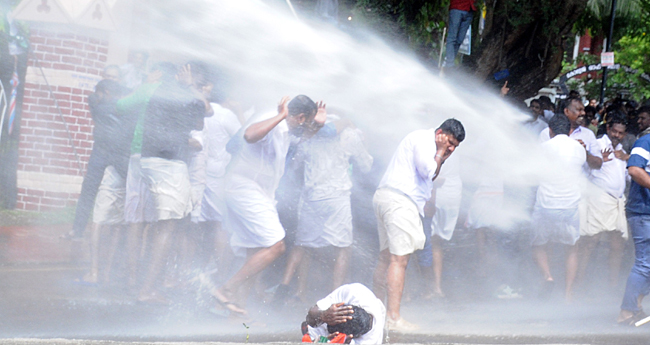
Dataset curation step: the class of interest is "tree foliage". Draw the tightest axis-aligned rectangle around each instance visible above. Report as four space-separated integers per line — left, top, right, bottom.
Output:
353 0 590 100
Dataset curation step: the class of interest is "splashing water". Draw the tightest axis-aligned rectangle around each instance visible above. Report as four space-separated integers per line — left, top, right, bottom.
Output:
127 0 571 229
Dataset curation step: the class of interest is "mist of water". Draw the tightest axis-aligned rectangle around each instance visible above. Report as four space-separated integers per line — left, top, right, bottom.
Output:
127 0 573 230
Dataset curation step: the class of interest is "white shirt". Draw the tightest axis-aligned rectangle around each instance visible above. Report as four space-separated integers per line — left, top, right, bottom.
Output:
308 283 386 344
536 134 587 209
539 125 601 174
204 103 242 179
589 134 627 198
228 111 290 199
188 130 207 186
543 109 554 123
524 117 548 136
297 122 373 201
378 129 438 215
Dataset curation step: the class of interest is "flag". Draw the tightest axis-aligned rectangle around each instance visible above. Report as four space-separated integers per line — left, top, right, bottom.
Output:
7 68 18 135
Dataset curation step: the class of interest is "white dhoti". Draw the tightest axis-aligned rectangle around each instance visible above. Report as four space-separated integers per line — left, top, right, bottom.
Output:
93 165 126 225
466 192 504 230
582 186 628 239
140 157 192 221
226 175 285 257
431 177 462 241
200 176 227 223
296 195 353 248
124 154 156 224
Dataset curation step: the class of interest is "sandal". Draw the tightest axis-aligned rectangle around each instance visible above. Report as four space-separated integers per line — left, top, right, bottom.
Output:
618 310 648 326
212 289 248 316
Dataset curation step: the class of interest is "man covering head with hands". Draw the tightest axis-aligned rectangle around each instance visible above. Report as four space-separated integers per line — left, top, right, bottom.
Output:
372 118 465 331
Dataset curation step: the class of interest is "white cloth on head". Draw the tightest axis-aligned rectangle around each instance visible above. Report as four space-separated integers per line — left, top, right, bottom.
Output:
589 134 627 199
93 165 126 225
140 157 192 221
582 183 628 239
535 134 587 210
124 154 156 223
308 283 386 345
430 153 462 240
226 111 290 256
296 195 353 248
378 129 438 215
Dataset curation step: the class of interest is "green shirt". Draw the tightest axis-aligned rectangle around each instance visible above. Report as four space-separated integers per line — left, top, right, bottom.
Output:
116 82 161 155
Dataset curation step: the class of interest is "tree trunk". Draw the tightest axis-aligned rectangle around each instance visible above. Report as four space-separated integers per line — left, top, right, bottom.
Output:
468 0 589 100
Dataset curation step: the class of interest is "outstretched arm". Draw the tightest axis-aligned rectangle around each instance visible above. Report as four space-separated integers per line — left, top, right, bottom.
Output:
244 96 289 143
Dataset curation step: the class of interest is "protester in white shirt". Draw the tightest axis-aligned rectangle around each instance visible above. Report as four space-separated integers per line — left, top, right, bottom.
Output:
197 102 243 279
531 113 587 302
304 283 385 344
210 95 325 316
578 113 629 290
539 97 602 168
524 99 548 135
276 116 373 304
372 119 464 331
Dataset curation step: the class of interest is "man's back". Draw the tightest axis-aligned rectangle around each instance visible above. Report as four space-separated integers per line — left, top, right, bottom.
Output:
536 134 586 209
300 126 373 201
141 82 205 163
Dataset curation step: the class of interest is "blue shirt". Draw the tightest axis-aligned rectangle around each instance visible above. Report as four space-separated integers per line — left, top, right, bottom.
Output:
627 133 650 215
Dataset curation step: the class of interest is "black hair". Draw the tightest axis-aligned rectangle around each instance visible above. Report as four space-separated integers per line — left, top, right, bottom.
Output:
638 106 650 116
288 95 318 119
209 65 231 103
186 60 213 87
327 305 373 338
437 118 465 142
149 61 177 83
538 96 555 112
568 90 581 99
607 110 628 127
530 99 541 107
549 113 571 136
584 106 597 118
559 96 583 115
94 79 126 97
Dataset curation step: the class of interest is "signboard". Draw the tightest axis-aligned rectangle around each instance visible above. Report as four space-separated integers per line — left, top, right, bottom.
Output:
601 52 615 67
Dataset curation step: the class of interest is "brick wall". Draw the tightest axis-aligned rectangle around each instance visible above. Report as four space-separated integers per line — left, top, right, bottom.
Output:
16 26 107 211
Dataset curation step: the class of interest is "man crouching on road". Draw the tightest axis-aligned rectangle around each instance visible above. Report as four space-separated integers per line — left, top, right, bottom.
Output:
303 283 385 344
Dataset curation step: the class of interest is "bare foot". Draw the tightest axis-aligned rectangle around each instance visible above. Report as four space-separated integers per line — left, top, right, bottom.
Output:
212 288 248 316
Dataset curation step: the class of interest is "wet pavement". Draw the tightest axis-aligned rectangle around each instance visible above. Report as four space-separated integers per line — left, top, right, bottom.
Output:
0 224 648 344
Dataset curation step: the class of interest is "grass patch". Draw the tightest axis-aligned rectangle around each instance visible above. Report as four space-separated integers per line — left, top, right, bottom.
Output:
0 207 75 227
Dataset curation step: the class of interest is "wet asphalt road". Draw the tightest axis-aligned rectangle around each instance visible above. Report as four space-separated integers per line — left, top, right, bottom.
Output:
0 224 649 344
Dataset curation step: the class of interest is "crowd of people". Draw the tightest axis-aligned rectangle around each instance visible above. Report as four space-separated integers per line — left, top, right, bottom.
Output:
62 47 650 343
